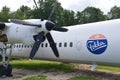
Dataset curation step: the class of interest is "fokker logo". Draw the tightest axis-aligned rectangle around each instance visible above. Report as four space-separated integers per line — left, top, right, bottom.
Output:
86 34 108 55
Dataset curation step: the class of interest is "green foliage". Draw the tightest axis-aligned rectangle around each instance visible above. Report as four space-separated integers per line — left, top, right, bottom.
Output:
67 76 97 80
75 11 83 24
23 75 97 80
80 7 106 24
108 6 120 19
62 9 76 26
23 75 48 80
10 5 32 19
32 0 60 19
10 59 73 72
1 1 120 25
97 66 120 72
32 0 73 26
0 6 11 22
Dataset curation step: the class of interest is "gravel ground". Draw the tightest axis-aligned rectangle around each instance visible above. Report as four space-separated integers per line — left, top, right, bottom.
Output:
0 64 120 80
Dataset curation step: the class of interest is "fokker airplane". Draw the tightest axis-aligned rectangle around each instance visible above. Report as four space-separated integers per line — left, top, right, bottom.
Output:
0 0 120 77
0 18 120 77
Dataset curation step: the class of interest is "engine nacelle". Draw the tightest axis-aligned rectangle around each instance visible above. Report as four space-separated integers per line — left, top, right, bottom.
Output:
0 34 8 42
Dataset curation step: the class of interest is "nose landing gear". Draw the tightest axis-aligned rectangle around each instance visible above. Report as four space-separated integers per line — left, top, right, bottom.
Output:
0 64 12 77
0 43 13 77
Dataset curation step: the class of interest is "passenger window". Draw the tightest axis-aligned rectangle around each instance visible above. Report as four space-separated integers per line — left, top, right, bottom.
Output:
45 43 48 47
70 42 73 47
59 43 62 47
16 45 18 48
22 44 23 48
19 45 20 48
14 45 16 48
24 45 26 48
41 43 44 47
64 42 67 47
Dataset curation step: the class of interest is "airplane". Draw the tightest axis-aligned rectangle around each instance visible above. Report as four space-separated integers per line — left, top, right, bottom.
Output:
0 18 120 77
0 0 120 77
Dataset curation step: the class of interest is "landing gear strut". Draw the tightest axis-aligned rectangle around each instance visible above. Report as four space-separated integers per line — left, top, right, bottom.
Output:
0 43 13 77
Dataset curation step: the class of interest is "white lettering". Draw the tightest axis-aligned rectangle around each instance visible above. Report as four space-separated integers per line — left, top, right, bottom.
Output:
88 40 107 51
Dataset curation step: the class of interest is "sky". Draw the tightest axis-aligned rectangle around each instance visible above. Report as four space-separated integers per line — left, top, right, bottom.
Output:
0 0 120 14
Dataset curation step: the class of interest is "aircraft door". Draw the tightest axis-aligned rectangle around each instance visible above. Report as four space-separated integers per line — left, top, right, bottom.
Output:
75 41 82 51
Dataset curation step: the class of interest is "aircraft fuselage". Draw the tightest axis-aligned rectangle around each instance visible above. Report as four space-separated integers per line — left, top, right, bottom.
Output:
4 19 120 67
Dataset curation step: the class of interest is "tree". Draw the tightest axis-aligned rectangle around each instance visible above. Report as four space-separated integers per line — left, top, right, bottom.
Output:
108 6 120 19
0 1 108 25
81 7 106 23
32 0 77 26
0 6 11 22
75 11 83 24
32 0 58 19
61 9 76 26
12 5 32 19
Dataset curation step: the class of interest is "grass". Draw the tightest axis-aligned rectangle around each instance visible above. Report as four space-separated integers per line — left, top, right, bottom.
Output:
23 75 97 80
9 59 74 72
97 66 120 72
0 59 120 80
67 76 97 80
0 59 120 72
23 75 49 80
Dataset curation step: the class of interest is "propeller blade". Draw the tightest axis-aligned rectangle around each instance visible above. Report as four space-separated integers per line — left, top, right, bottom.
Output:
33 0 39 10
33 0 43 20
9 19 41 27
29 32 44 59
48 2 57 20
53 27 68 32
46 33 59 57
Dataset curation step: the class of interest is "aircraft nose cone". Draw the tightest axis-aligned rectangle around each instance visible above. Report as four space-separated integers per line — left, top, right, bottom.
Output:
46 21 55 31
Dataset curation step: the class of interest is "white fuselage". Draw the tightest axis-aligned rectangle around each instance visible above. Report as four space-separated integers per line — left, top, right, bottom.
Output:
3 19 120 67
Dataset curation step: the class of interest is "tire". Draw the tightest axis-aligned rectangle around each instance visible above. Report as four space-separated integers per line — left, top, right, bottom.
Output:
0 64 12 77
6 64 12 77
0 65 6 77
0 65 3 77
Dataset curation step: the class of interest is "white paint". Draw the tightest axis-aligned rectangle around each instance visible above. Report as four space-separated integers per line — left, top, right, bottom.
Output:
2 19 120 67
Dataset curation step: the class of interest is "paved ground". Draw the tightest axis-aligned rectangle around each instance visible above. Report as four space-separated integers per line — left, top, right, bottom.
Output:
0 65 120 80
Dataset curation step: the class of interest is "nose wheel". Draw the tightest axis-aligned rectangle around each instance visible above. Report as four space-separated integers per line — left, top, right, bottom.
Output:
0 64 12 77
0 43 13 77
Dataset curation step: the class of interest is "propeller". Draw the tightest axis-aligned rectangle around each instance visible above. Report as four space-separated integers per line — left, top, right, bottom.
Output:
9 0 68 59
29 20 61 59
29 31 45 59
9 18 67 59
46 33 59 57
9 19 68 32
33 0 44 21
9 19 41 27
33 0 43 20
48 2 57 20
